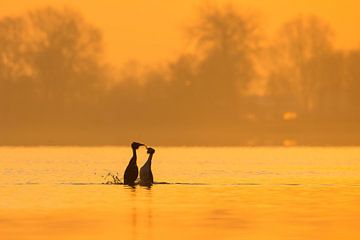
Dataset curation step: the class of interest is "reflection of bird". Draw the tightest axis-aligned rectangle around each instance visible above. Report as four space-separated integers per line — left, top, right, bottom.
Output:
140 147 155 186
124 142 144 185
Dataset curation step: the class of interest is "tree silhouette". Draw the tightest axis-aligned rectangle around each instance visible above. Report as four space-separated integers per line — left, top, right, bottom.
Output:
0 6 359 146
267 16 338 114
151 5 263 125
345 49 360 116
0 7 106 144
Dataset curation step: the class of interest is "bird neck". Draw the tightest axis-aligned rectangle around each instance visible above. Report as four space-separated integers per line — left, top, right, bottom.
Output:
146 153 153 166
131 148 137 163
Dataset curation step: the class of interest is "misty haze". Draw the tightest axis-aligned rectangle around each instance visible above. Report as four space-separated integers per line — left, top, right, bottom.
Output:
1 5 359 146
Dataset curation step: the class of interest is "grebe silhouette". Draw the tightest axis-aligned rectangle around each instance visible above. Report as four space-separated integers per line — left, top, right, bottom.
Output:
140 147 155 186
124 142 144 185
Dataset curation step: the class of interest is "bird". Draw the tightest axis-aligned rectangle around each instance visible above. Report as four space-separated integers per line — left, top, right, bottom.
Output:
124 142 144 185
140 147 155 186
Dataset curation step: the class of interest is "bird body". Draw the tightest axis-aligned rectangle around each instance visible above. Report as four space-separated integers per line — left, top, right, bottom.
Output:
140 147 155 186
124 142 144 185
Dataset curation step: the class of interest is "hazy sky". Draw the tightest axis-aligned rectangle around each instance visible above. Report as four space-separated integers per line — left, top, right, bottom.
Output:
1 0 359 65
1 0 360 146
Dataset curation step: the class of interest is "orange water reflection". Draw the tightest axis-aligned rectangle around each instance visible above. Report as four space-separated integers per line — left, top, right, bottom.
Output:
1 185 360 240
1 147 360 239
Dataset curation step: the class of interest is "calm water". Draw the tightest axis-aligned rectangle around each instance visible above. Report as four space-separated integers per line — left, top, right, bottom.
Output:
1 147 360 240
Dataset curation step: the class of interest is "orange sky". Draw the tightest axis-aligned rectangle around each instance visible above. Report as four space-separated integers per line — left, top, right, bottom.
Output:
1 0 359 66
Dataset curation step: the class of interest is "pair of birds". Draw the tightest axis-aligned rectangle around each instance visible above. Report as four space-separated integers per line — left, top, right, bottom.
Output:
123 142 155 186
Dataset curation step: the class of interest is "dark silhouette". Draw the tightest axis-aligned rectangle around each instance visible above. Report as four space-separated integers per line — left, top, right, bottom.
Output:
140 147 155 186
124 142 144 185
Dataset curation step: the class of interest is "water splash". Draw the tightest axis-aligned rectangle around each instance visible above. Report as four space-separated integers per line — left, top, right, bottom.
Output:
102 172 123 184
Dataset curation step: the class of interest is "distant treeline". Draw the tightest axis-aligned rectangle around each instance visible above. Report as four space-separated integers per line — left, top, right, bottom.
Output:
1 6 359 146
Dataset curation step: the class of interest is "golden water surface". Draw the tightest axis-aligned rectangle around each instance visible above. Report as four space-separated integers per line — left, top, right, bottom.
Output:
1 147 360 240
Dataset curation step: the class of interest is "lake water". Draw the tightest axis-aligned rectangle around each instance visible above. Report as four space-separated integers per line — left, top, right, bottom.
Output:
1 147 360 240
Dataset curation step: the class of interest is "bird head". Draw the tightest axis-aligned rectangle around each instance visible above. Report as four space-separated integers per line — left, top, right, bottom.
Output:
131 142 144 150
147 147 155 154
